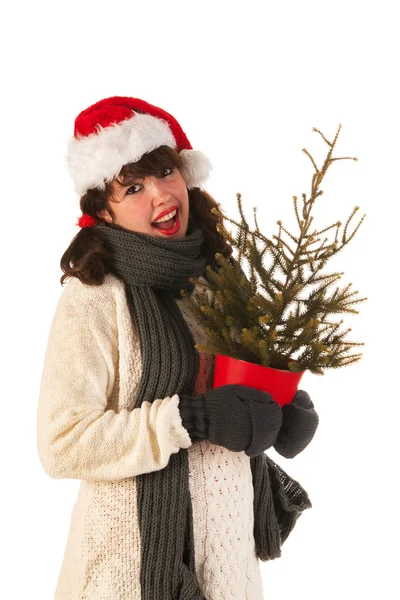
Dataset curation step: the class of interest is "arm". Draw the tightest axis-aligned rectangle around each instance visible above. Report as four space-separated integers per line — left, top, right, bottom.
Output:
36 279 191 482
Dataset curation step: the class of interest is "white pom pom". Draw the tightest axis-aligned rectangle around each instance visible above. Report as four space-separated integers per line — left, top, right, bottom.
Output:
179 150 213 189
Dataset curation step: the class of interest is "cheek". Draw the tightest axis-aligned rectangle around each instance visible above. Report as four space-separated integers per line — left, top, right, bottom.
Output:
128 204 148 220
173 173 189 200
178 185 189 209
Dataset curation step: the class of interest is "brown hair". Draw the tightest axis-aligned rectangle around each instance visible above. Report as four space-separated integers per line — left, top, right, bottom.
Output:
60 146 233 286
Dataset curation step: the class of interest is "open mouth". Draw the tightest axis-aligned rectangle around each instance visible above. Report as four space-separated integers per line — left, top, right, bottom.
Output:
152 209 180 235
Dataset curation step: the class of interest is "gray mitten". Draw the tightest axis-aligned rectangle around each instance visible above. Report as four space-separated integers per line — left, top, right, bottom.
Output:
179 384 282 457
273 390 319 459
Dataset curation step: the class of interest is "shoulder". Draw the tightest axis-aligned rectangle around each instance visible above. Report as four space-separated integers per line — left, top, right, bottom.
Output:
54 272 126 326
42 275 124 384
61 272 124 304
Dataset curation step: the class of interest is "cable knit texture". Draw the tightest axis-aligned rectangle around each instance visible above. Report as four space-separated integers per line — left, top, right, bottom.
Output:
37 273 264 599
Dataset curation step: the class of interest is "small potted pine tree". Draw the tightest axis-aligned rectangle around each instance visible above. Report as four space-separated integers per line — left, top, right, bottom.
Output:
181 124 367 406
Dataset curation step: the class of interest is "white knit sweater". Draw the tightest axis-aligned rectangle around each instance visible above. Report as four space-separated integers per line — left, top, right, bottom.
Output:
37 272 264 600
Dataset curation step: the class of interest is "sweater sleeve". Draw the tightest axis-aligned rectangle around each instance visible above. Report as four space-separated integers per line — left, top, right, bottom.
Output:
36 277 192 482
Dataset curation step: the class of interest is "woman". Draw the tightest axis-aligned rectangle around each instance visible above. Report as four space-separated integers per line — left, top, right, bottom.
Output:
37 96 318 600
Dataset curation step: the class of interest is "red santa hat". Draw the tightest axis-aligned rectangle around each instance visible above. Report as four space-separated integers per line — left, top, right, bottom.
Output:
67 96 213 197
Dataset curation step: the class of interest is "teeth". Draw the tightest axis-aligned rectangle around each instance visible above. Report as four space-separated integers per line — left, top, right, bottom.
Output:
153 209 177 224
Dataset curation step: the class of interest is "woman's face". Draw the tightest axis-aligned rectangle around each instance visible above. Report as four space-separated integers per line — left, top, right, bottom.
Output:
98 166 189 239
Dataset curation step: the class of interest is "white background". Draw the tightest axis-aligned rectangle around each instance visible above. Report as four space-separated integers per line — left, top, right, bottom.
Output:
1 1 398 598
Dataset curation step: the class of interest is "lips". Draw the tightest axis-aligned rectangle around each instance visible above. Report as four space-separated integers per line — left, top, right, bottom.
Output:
152 208 180 235
152 205 179 224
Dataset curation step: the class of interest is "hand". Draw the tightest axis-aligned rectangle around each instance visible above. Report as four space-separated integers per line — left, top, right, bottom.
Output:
238 386 283 458
179 385 251 451
273 390 319 459
179 384 282 456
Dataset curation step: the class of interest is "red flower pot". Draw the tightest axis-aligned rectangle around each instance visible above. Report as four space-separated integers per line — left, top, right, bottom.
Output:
213 354 305 407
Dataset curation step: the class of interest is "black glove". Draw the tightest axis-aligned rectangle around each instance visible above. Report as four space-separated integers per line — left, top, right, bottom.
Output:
179 384 282 457
273 390 319 459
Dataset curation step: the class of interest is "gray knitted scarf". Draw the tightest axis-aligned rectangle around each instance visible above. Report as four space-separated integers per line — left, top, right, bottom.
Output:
96 221 311 599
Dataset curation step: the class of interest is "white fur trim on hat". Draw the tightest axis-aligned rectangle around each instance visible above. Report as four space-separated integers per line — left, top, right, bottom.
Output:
67 113 176 196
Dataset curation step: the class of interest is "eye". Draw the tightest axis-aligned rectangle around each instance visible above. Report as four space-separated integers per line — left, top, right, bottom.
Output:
162 167 173 177
126 183 141 195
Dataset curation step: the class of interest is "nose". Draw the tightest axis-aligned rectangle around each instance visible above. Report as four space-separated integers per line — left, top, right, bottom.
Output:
148 176 171 204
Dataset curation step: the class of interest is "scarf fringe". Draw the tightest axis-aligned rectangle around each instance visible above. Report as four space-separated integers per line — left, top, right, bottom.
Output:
250 453 312 561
